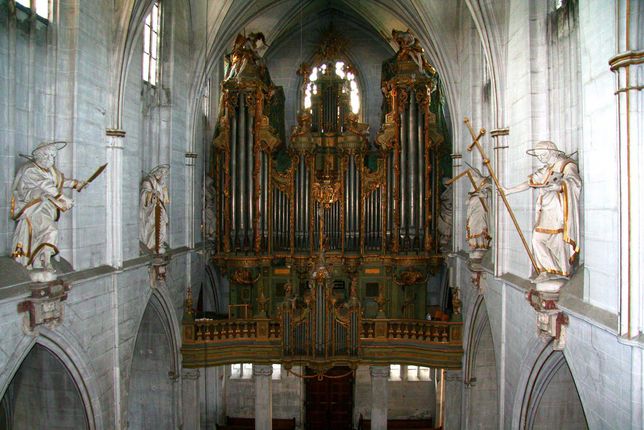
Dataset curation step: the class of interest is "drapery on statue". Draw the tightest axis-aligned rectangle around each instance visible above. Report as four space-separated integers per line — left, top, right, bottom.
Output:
437 177 453 253
11 141 88 282
139 164 170 254
503 141 581 290
465 166 492 260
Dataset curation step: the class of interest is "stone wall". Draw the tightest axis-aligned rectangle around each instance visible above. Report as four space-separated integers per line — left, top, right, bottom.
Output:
0 0 205 428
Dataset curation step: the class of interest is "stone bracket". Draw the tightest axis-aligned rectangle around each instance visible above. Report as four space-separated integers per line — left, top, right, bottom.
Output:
526 289 569 350
150 253 171 286
17 280 71 333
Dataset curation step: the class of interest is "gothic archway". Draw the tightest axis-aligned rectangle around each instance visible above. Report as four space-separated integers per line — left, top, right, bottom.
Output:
463 295 499 429
0 343 89 429
125 293 179 429
516 342 588 429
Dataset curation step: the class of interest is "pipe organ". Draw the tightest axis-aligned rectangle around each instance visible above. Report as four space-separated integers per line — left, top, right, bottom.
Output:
209 29 450 322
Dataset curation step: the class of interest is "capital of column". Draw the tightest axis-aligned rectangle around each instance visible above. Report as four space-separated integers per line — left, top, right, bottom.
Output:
182 368 200 380
489 127 510 138
253 364 273 377
444 369 463 382
608 50 644 71
106 128 125 149
369 365 390 378
185 152 198 166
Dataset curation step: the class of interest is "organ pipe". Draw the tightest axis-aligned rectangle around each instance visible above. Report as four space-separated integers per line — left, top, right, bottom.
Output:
211 29 448 265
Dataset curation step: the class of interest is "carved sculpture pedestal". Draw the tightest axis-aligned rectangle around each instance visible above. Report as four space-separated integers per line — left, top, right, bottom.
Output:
526 289 568 350
17 280 71 333
151 253 170 286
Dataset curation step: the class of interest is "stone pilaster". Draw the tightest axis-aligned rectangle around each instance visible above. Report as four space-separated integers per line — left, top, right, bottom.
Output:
254 364 273 430
369 366 389 430
182 369 200 430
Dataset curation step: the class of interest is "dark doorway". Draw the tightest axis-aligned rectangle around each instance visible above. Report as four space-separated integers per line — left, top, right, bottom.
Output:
305 366 354 430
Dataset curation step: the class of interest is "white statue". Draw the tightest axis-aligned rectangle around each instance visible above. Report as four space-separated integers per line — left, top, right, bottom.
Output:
437 177 453 253
140 164 170 254
466 167 492 260
10 141 86 282
504 141 581 290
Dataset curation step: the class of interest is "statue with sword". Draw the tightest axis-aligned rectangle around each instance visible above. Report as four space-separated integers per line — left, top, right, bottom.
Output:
10 141 107 282
461 118 581 292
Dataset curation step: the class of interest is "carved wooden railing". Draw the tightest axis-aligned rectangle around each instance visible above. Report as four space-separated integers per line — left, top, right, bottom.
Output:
188 318 281 342
181 316 462 369
360 319 462 344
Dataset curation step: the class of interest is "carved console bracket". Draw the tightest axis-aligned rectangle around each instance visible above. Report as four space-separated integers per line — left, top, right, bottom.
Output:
526 289 568 350
151 253 171 286
17 280 71 333
469 267 484 293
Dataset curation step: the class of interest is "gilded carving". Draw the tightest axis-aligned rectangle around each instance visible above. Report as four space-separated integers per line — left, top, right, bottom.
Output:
231 268 259 286
394 270 427 286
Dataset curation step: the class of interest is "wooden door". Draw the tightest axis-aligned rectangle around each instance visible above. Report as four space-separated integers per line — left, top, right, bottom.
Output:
305 366 354 430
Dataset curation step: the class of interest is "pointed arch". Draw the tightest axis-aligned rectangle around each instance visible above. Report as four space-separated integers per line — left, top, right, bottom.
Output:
463 294 499 429
512 338 589 429
125 287 182 429
0 327 105 430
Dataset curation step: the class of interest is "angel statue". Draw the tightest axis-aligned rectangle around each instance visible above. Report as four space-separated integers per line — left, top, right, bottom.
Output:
503 141 581 290
140 164 170 254
10 141 104 282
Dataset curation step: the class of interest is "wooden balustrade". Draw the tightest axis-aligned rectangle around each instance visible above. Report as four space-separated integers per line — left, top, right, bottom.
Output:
360 319 462 344
186 318 281 343
182 317 462 368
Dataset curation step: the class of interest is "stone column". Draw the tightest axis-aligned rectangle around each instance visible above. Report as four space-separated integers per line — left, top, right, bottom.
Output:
490 127 509 277
254 364 273 430
370 366 389 430
185 151 198 248
182 369 201 430
106 129 125 268
443 370 463 430
610 0 643 340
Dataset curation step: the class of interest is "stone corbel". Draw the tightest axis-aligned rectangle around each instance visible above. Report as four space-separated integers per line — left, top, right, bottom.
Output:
17 280 71 333
470 270 484 293
526 289 568 350
150 253 171 287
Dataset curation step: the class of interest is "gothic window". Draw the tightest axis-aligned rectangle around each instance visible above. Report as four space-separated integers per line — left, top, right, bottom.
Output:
230 363 253 379
302 61 360 114
389 364 432 381
389 364 402 381
15 0 49 21
230 363 281 379
142 1 161 86
272 364 281 380
407 365 432 381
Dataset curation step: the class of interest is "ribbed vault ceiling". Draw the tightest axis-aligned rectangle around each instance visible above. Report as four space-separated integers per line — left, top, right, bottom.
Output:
198 0 462 85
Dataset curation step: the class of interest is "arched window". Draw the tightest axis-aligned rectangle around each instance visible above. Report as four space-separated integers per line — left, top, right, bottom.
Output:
142 1 161 86
302 60 360 115
15 0 50 21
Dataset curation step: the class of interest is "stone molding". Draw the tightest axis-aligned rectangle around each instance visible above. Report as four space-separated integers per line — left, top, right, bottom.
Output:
608 50 644 71
253 364 273 377
106 128 126 137
489 127 509 137
182 369 200 380
369 365 390 378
